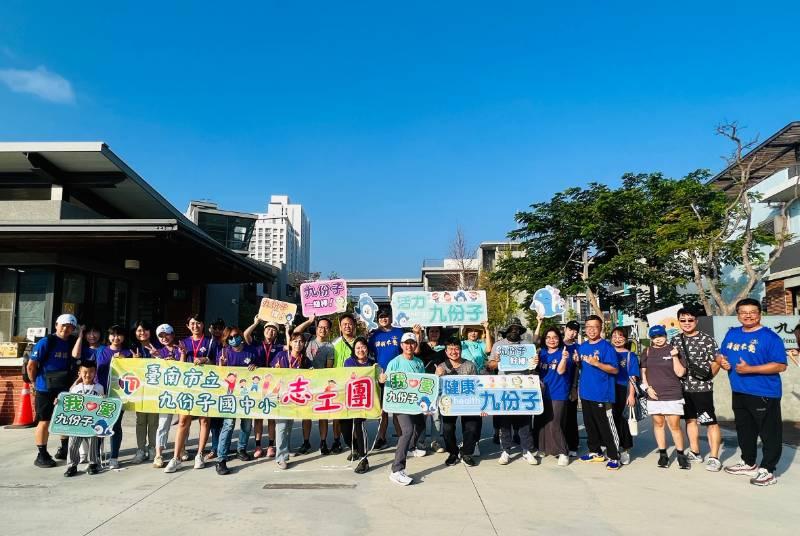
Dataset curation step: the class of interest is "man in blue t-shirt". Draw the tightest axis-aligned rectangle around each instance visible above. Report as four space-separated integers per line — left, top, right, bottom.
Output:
576 315 621 470
27 313 79 468
369 308 406 449
718 298 788 486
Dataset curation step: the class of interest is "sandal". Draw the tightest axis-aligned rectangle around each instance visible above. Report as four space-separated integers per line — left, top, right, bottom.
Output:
253 447 264 459
267 446 276 458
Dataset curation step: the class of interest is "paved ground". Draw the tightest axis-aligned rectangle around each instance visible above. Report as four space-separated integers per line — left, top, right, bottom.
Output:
2 415 798 536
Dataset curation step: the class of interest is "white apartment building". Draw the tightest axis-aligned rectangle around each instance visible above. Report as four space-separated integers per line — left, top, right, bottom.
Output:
249 195 311 299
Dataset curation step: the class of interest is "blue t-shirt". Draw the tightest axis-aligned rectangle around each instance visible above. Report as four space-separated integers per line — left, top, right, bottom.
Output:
721 326 787 398
369 328 404 370
577 339 617 403
615 350 640 386
29 336 74 392
222 344 260 367
385 355 426 374
538 347 574 401
94 347 133 392
461 340 487 371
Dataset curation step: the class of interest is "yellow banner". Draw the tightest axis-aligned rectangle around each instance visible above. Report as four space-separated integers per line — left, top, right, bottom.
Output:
109 358 381 420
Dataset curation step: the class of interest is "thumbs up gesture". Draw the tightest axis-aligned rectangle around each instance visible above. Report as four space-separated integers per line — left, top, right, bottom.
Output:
735 357 751 374
716 353 731 371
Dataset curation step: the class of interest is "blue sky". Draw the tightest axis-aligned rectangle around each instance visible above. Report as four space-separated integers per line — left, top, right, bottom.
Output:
2 1 800 279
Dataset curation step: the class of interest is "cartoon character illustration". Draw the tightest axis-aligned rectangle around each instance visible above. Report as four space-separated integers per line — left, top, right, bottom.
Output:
238 378 249 396
530 285 566 318
468 291 479 301
511 376 523 388
660 317 681 337
335 296 347 310
324 380 337 392
454 291 467 302
418 396 437 415
394 312 411 327
443 292 453 303
439 396 453 416
225 372 238 395
93 419 114 437
431 292 440 303
354 293 378 331
250 376 260 392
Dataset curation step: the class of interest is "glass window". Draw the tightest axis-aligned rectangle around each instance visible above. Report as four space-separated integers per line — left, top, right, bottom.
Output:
0 270 16 342
61 272 87 319
16 270 54 337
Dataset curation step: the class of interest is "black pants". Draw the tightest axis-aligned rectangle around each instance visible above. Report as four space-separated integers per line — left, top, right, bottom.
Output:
581 399 620 461
732 391 782 473
534 399 568 456
442 415 482 456
612 384 633 451
497 415 533 453
564 399 579 451
341 418 368 457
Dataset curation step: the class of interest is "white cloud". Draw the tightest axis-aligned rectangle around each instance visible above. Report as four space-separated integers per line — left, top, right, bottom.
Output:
0 66 75 103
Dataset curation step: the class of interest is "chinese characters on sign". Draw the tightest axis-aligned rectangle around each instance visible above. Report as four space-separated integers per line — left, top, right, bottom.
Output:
299 279 348 317
110 358 381 420
438 374 543 416
495 344 538 372
382 372 440 415
257 297 298 325
49 394 122 438
391 290 488 327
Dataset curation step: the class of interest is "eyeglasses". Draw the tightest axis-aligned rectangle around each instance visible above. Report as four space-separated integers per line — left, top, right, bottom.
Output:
678 319 696 323
737 311 760 317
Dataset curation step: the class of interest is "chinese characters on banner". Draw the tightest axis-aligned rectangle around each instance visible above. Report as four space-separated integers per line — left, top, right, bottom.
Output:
258 297 297 325
299 279 348 317
48 394 122 438
109 358 381 420
438 374 543 416
391 290 488 327
496 344 538 372
382 372 440 415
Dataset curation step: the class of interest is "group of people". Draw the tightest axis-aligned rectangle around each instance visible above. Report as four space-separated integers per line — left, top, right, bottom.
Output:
25 296 789 487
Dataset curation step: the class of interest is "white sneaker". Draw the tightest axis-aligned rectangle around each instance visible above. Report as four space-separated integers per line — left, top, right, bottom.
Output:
686 450 703 463
409 448 427 458
558 454 569 466
194 454 206 469
108 458 119 469
79 454 88 465
522 451 539 465
498 451 510 465
431 441 446 454
164 458 180 473
620 451 631 465
389 470 413 486
132 449 147 464
568 450 577 458
473 443 481 457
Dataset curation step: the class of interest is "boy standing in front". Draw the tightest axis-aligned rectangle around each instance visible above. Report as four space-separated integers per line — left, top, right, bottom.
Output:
63 360 105 477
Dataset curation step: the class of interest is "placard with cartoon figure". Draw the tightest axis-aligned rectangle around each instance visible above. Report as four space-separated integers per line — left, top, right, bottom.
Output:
299 279 348 317
354 292 378 331
381 372 439 415
530 285 566 318
496 344 538 372
48 393 123 438
646 304 683 340
258 297 297 325
438 374 543 416
391 290 487 327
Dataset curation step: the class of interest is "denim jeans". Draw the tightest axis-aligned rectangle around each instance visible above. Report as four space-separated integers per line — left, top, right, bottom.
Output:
217 418 253 459
110 410 124 459
275 419 294 463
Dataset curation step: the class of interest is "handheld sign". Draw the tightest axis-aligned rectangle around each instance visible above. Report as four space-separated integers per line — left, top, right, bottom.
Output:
646 303 683 340
299 279 348 317
495 344 538 372
49 393 122 438
530 285 566 318
258 297 297 325
382 372 439 415
354 293 378 330
391 290 487 327
439 374 543 416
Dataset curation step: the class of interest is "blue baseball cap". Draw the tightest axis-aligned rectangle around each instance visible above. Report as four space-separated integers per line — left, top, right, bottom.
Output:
648 325 667 338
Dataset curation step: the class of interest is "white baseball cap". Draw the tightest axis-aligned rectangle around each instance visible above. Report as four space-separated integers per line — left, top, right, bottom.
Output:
55 314 78 327
400 332 417 344
156 324 174 335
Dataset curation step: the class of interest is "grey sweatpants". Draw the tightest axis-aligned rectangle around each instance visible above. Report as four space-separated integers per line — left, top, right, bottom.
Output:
136 412 158 450
68 435 100 467
392 414 426 473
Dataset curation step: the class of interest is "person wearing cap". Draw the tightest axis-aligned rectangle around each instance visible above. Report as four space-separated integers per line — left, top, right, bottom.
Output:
562 320 581 457
28 313 79 468
576 315 622 470
329 312 359 453
640 323 689 470
381 331 427 485
486 317 527 447
244 315 285 458
153 324 185 468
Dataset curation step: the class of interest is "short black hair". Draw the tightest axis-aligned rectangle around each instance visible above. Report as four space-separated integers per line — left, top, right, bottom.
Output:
735 298 761 312
79 360 97 370
186 313 204 325
339 312 356 324
316 317 332 329
445 336 461 347
586 314 603 325
210 318 226 329
108 324 126 337
676 307 697 319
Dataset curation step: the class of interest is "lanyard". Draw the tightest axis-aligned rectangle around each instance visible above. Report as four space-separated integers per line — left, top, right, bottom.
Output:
190 337 206 358
262 340 273 362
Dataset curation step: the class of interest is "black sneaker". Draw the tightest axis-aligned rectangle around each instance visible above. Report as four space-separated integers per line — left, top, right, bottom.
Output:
54 445 68 460
677 452 691 470
354 458 369 474
346 452 359 462
492 431 500 445
331 440 343 454
374 438 388 450
236 449 252 461
216 460 230 475
658 452 669 468
462 455 477 467
295 442 311 456
445 454 459 466
87 463 100 475
320 441 330 456
64 465 78 477
513 433 520 445
34 452 56 468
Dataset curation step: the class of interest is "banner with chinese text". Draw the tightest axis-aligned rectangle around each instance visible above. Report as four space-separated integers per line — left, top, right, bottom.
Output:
438 374 543 416
299 279 348 317
109 358 381 420
382 372 439 415
49 393 123 438
391 290 487 327
496 344 538 372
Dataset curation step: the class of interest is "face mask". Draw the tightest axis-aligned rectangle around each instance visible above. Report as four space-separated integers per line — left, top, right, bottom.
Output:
228 335 244 347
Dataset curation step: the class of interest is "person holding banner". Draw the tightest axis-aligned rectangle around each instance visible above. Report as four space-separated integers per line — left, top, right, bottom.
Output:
272 332 313 469
63 360 105 477
487 318 526 449
534 328 573 467
435 337 480 467
94 325 133 469
244 316 284 458
130 320 160 465
153 324 184 469
215 326 259 475
206 318 227 462
342 336 378 474
382 332 427 486
609 327 639 466
331 313 359 452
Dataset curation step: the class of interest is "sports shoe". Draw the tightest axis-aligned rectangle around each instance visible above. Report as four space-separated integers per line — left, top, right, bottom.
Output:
276 460 288 470
462 455 477 467
498 451 510 465
132 449 147 464
87 463 100 475
522 451 539 465
79 454 88 465
445 454 459 466
568 450 577 458
374 438 388 450
216 460 230 475
705 457 722 472
686 450 703 463
108 458 120 470
164 458 180 473
152 455 165 468
319 441 331 455
64 465 78 477
237 449 252 461
606 459 621 470
34 452 56 468
409 448 427 458
354 458 370 474
295 442 311 455
266 446 276 458
620 451 631 465
580 453 605 463
657 451 669 468
194 454 205 469
749 468 777 486
331 440 343 454
253 447 264 459
54 445 68 460
473 443 481 457
558 454 569 466
677 451 691 470
724 461 758 477
203 451 217 462
389 470 413 486
431 440 446 453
